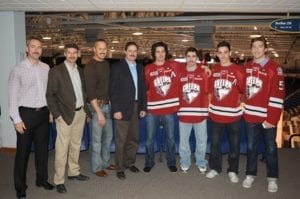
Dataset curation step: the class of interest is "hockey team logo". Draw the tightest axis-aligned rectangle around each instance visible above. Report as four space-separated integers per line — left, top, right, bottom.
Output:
154 76 172 96
214 79 232 100
182 83 200 104
246 76 263 99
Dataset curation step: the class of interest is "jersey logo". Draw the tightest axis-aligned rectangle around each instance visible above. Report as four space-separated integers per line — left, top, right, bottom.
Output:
154 76 172 96
246 76 263 99
214 79 232 100
182 82 200 104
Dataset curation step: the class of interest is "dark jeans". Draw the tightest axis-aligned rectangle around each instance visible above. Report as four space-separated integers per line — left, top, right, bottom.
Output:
245 122 279 178
209 120 241 173
145 113 176 167
14 107 50 194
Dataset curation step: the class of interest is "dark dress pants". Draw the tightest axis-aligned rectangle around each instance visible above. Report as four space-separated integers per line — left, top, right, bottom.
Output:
14 107 50 194
114 103 139 172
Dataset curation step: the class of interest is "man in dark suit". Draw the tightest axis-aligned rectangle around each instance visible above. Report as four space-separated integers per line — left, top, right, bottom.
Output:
109 41 147 180
46 43 90 194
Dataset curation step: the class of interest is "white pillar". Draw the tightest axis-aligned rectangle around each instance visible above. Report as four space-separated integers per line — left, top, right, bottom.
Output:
0 11 26 148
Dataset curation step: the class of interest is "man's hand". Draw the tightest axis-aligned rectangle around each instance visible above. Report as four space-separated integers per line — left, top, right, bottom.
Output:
14 122 26 134
114 112 122 120
139 111 146 118
201 64 211 76
49 113 53 123
262 121 275 129
97 112 106 127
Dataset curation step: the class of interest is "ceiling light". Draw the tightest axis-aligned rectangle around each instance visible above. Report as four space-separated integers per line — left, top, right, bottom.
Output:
234 51 239 54
274 53 279 57
181 39 189 42
249 34 261 38
58 45 64 49
42 36 52 40
253 26 258 30
112 40 119 44
132 32 143 36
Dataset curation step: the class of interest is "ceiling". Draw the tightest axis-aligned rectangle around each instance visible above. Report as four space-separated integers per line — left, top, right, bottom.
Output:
1 0 300 13
1 0 300 67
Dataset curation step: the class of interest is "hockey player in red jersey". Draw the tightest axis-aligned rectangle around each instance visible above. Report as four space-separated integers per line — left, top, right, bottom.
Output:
206 41 245 184
143 42 180 173
242 36 285 193
177 47 209 174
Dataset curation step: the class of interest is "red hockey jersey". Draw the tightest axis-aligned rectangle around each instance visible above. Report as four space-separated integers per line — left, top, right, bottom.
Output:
244 58 285 125
178 65 209 123
209 63 245 123
145 60 181 115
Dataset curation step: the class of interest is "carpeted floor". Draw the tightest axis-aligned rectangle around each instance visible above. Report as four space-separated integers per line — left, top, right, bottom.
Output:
0 149 299 199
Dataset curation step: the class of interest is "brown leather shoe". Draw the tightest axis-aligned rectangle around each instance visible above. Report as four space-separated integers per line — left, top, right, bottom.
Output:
96 170 108 177
106 164 115 170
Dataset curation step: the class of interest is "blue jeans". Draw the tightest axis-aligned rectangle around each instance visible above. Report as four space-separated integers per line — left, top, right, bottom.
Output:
89 104 113 173
145 113 176 167
179 120 207 169
245 122 278 178
209 120 241 173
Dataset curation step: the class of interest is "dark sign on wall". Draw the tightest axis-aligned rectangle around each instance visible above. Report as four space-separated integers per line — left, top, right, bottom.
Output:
270 18 300 33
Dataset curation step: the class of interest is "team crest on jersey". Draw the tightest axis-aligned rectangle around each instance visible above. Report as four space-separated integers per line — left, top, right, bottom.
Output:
182 83 200 104
214 79 232 100
246 76 263 99
154 76 172 96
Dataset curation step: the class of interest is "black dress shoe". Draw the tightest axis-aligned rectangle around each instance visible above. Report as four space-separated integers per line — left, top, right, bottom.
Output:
128 165 140 173
143 166 152 173
16 191 26 199
56 184 67 194
68 174 89 181
116 172 126 180
36 181 54 190
168 165 177 172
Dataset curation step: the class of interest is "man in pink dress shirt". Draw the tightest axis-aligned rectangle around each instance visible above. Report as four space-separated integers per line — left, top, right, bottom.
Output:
8 37 54 199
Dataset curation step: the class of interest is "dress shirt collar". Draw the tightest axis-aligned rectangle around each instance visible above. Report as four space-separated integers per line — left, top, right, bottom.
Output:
125 58 136 67
64 60 78 71
24 58 41 68
253 57 269 67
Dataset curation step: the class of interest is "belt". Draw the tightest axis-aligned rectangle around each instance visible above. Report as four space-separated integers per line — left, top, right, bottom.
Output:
97 99 109 105
75 106 82 111
19 106 47 111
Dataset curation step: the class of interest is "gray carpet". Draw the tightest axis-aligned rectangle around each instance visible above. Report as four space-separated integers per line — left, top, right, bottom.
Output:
0 149 299 199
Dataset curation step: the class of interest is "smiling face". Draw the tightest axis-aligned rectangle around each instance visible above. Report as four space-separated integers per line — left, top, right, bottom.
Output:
251 40 268 63
93 41 107 61
217 46 231 66
26 39 42 61
125 44 138 62
64 47 78 65
154 46 166 64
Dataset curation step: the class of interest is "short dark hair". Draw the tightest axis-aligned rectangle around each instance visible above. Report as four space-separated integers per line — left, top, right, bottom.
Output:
185 47 198 56
151 41 169 61
217 41 231 51
95 39 106 46
125 41 138 51
64 43 79 51
26 36 42 46
251 36 268 48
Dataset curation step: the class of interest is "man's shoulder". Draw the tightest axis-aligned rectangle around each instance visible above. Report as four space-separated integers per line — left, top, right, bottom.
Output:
50 63 65 73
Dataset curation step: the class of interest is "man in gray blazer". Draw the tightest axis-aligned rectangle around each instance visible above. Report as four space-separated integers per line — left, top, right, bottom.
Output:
46 44 90 194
